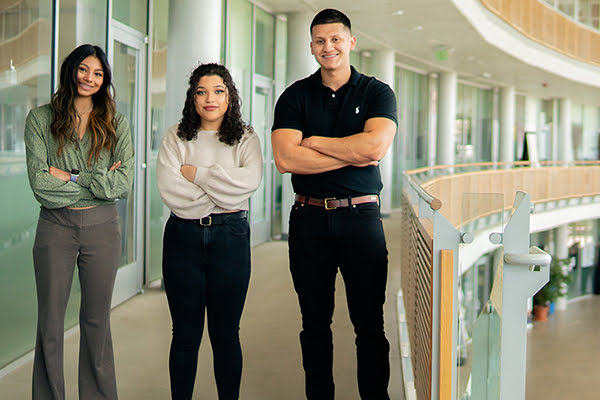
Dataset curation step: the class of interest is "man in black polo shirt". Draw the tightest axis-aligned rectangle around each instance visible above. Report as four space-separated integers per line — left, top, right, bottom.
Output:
271 8 397 400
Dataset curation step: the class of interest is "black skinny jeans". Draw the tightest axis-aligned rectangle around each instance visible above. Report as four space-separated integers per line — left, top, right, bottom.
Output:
162 212 251 400
288 201 391 400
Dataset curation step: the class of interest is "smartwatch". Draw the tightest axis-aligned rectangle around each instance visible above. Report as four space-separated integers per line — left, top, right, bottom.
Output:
70 169 80 183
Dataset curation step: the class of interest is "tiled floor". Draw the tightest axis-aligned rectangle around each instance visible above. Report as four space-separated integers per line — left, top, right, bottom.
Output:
526 295 600 400
0 213 405 399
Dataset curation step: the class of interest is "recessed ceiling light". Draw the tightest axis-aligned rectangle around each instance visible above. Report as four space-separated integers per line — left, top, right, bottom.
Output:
482 72 492 79
411 25 423 32
392 10 404 16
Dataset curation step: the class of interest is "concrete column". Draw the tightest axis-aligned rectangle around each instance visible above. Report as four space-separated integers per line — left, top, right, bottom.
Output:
370 49 395 216
280 13 318 237
437 71 457 166
555 224 569 310
491 88 500 164
551 99 559 161
559 98 573 163
499 87 515 164
165 0 221 127
427 73 438 171
286 13 318 83
524 96 538 133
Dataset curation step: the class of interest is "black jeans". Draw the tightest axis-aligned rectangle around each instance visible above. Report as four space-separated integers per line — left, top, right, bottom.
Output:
162 212 251 400
288 201 391 400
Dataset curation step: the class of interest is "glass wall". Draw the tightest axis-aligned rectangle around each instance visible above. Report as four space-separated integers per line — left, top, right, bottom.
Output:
542 0 600 30
455 84 493 163
393 68 428 208
58 0 108 67
113 0 148 33
0 0 52 368
148 0 169 282
226 0 253 121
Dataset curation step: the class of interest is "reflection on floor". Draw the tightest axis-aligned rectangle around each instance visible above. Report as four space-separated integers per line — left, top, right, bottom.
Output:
0 213 405 399
527 295 600 400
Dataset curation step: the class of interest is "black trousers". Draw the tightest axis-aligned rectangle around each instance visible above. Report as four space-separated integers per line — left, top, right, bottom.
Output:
288 201 391 400
162 212 251 400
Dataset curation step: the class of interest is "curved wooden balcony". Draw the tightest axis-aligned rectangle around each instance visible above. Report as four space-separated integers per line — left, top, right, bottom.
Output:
481 0 600 66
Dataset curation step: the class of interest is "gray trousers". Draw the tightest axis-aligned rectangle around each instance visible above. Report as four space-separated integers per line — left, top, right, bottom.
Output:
32 205 121 400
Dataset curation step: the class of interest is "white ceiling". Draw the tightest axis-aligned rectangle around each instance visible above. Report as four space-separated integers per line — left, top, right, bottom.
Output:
256 0 600 105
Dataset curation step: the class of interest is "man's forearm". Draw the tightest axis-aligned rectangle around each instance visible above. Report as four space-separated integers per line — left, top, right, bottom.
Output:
302 133 380 164
274 144 350 174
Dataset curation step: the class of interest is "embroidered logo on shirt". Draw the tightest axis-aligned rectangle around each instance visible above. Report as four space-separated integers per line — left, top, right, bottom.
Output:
355 106 360 114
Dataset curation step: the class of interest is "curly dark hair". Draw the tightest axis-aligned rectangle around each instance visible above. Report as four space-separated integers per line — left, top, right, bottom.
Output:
177 63 246 145
50 44 117 165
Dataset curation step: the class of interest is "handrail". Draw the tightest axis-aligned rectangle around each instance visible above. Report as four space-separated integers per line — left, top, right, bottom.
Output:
504 246 552 267
406 163 600 228
404 172 442 210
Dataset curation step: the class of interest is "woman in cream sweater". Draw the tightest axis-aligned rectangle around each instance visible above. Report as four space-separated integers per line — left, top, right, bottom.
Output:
156 63 263 400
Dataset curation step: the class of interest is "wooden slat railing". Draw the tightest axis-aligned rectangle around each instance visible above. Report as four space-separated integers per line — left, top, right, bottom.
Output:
480 0 600 66
401 194 433 400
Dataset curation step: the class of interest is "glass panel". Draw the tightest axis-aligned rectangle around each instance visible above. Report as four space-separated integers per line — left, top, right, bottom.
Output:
250 86 269 224
255 7 274 78
457 193 504 400
227 0 253 121
350 51 361 70
0 0 52 368
148 0 169 282
272 16 287 239
58 0 108 64
112 41 138 266
112 0 147 33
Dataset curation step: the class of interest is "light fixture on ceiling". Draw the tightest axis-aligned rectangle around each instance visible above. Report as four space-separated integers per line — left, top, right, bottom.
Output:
392 10 404 16
410 25 423 32
481 72 492 79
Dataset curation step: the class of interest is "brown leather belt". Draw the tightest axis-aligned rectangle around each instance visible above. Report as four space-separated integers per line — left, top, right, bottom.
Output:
294 194 379 210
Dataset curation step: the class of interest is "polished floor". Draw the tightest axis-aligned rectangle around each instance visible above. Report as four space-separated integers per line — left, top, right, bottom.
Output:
0 213 405 399
526 295 600 400
2 210 597 399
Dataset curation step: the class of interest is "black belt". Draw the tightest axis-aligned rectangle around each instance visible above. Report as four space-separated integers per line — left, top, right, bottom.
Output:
294 194 379 210
170 211 247 226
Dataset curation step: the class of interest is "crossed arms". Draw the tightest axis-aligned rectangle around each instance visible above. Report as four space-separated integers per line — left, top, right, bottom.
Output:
272 117 397 175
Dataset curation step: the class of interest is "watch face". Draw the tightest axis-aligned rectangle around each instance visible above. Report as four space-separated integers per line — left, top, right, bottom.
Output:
71 169 80 175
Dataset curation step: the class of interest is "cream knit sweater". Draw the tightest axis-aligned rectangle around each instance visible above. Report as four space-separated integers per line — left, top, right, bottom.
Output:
156 124 263 219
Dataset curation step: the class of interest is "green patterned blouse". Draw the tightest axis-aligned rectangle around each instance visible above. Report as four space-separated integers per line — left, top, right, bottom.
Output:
24 104 135 209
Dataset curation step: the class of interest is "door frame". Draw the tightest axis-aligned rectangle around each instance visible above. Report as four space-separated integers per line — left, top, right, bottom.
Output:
107 19 147 306
250 73 274 246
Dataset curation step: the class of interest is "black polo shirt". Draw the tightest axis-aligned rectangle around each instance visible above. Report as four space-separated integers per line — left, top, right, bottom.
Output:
272 66 398 197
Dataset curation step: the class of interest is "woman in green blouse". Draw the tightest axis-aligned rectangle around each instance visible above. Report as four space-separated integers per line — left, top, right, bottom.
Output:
24 44 134 400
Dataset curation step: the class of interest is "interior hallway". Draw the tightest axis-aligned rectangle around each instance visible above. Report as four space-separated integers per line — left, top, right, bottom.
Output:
0 212 405 399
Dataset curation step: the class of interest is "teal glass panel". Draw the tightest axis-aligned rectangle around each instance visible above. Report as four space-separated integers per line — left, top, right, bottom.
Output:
0 0 53 368
350 51 361 71
112 0 148 33
58 0 108 64
148 0 169 282
255 7 274 78
227 0 253 121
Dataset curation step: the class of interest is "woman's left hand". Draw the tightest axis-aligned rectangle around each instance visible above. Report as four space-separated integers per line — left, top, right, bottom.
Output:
49 166 70 182
180 164 197 183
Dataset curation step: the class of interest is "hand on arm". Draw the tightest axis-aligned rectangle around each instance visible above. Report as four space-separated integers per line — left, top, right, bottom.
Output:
300 117 397 164
48 166 71 182
181 165 196 183
272 128 353 174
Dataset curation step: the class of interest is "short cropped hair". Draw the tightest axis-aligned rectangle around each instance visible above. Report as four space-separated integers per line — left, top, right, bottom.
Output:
310 8 352 34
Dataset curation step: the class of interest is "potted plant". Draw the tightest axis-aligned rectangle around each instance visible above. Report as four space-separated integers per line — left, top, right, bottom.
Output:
532 257 572 321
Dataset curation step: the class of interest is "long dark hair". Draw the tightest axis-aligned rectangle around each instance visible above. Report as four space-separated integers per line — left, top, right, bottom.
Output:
50 44 117 165
177 63 245 145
